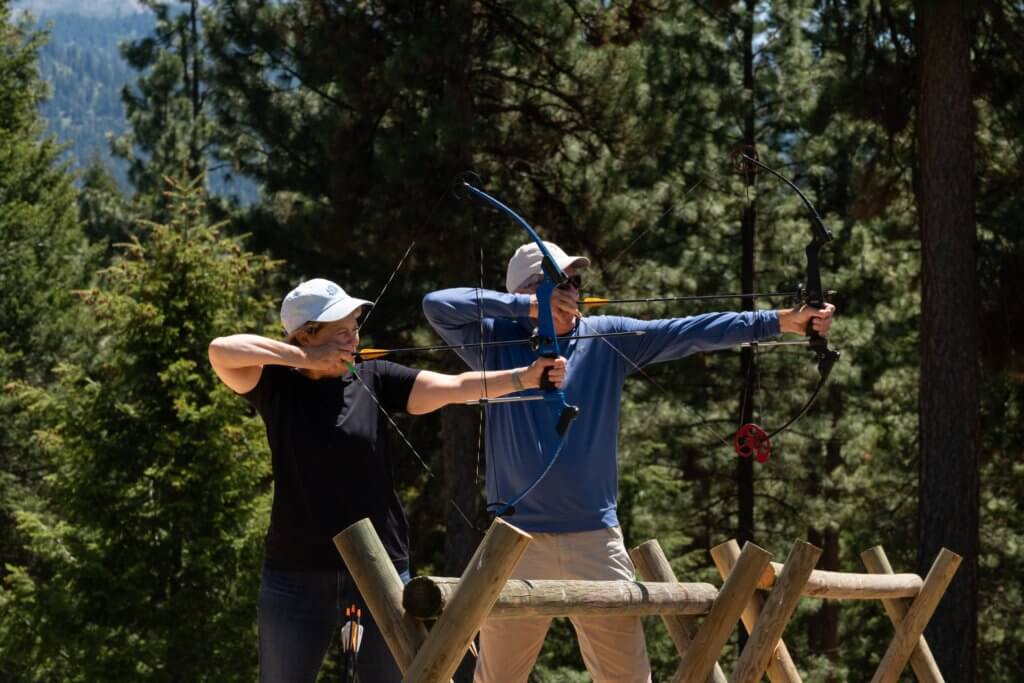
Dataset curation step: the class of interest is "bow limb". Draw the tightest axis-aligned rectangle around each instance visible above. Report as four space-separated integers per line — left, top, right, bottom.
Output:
460 180 580 516
732 150 841 460
461 181 579 433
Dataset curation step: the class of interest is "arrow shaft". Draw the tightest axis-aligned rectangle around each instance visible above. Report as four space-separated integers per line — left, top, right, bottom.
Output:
582 290 837 307
356 331 645 361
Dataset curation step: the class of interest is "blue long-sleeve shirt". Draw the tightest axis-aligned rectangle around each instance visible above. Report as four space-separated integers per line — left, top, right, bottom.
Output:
422 287 781 532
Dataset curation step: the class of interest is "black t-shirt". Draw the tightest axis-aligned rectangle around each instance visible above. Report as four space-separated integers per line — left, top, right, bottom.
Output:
244 360 421 572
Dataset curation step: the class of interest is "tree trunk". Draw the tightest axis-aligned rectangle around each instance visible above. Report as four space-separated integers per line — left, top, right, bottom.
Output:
440 2 481 680
807 396 842 677
914 2 978 680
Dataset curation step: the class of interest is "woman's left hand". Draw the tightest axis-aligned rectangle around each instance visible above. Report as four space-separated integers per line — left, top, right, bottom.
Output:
523 356 567 389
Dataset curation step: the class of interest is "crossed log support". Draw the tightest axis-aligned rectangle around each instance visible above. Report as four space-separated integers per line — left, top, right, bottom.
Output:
334 518 960 683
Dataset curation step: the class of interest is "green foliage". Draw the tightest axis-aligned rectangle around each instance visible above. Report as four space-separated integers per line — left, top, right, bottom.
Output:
0 7 94 375
4 0 1022 679
0 1 98 628
78 154 136 249
0 178 277 681
113 1 215 216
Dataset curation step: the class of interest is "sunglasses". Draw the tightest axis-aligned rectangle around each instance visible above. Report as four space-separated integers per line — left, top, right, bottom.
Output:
558 274 583 290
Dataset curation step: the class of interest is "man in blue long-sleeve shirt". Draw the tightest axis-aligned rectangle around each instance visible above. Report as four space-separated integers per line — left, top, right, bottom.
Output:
423 241 835 683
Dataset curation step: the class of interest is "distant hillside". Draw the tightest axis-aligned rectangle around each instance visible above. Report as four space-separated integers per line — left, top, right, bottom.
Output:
34 12 148 190
28 10 258 203
13 0 144 19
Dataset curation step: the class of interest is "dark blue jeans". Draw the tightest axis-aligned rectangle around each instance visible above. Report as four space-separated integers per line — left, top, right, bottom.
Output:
258 565 410 683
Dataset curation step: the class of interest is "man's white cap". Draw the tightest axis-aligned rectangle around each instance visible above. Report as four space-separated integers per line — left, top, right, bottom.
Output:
505 241 590 292
280 278 372 339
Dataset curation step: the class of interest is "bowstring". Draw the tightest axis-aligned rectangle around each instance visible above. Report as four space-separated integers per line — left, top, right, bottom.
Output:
581 160 815 457
356 241 416 334
474 245 486 500
578 172 741 455
577 317 734 451
346 363 434 478
346 188 465 519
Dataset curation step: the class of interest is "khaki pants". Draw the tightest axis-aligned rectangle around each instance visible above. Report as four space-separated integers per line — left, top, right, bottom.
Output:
474 526 652 683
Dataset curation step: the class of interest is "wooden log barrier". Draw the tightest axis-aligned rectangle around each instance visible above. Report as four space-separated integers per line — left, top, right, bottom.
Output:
403 576 718 619
710 540 801 683
675 542 772 683
755 560 923 599
860 546 943 682
333 518 431 676
403 517 532 683
338 520 955 683
631 540 728 683
870 548 961 683
730 541 821 683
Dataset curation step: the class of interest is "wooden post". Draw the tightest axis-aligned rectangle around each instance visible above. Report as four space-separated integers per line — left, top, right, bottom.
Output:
674 542 772 683
860 546 943 682
333 519 430 675
730 541 821 683
630 540 728 683
404 576 718 619
870 548 961 683
710 540 801 683
403 517 532 683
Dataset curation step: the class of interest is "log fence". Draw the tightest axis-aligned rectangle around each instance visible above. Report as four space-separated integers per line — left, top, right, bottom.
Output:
333 518 960 683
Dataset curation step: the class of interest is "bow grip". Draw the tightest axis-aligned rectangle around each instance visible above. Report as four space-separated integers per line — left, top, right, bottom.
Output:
538 361 557 391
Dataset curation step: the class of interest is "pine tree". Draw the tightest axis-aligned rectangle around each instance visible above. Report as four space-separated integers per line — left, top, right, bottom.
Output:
78 155 135 250
113 1 219 217
915 3 980 679
0 178 276 682
0 1 97 644
973 3 1024 679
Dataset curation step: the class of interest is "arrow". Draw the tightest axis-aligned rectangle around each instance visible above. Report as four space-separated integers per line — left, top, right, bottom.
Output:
579 290 837 309
354 331 645 361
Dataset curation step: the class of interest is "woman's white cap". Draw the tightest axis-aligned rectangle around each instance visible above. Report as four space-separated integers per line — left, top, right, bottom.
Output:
505 241 590 292
280 278 372 338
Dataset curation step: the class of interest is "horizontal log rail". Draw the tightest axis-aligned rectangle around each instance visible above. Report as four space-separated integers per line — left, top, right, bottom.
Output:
403 576 719 619
756 561 923 599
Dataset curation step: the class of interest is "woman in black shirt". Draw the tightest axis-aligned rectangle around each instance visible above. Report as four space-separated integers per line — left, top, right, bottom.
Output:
209 278 563 683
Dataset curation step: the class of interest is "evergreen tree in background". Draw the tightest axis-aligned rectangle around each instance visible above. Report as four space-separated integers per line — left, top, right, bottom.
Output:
113 0 224 217
0 2 95 383
0 0 1018 678
914 2 979 679
0 0 97 627
78 154 136 250
973 4 1024 681
0 179 275 681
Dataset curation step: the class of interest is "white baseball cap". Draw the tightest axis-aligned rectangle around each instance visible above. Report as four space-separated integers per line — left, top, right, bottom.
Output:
280 278 372 339
505 241 590 292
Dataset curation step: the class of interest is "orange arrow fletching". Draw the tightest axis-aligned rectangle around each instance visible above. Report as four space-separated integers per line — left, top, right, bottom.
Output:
356 348 390 361
580 297 609 308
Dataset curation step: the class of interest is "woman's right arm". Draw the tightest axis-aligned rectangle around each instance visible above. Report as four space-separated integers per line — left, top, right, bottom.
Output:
208 334 338 394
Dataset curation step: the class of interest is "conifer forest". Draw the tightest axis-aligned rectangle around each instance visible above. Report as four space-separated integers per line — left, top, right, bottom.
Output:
0 1 1020 681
